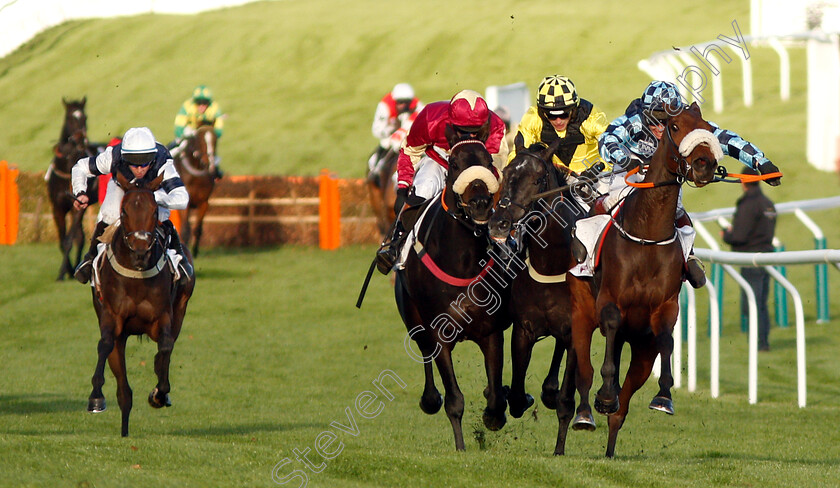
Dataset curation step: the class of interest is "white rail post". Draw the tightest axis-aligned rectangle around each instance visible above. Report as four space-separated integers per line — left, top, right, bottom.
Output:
722 264 759 404
764 266 807 407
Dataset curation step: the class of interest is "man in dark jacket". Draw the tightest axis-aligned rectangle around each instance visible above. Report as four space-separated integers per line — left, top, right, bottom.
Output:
722 168 777 350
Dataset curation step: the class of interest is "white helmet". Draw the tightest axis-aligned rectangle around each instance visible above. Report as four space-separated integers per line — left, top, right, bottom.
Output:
391 83 415 101
121 127 157 166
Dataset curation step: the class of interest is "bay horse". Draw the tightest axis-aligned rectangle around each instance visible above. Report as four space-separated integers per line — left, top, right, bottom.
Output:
568 102 720 457
395 126 509 451
488 139 589 455
367 148 399 239
47 97 98 280
173 124 217 257
87 171 195 437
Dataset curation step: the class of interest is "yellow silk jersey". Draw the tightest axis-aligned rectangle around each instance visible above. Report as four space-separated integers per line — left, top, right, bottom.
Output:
174 99 224 138
508 100 610 173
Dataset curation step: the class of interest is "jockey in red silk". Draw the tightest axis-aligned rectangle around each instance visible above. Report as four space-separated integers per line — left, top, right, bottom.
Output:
70 127 192 285
368 83 425 175
395 89 508 210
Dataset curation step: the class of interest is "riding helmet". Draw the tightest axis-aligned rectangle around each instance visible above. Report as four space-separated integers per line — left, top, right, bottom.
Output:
192 85 213 104
537 75 579 115
641 81 684 114
391 83 415 102
448 89 490 130
121 127 157 166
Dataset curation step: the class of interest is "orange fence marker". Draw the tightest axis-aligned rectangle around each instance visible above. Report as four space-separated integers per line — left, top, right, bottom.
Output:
318 169 341 250
0 160 20 245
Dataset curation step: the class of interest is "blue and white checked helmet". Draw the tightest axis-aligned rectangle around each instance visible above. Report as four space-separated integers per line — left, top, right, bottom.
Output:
640 81 684 112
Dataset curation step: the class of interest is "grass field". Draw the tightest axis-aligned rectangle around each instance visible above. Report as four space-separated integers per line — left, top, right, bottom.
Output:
3 0 840 486
1 243 839 487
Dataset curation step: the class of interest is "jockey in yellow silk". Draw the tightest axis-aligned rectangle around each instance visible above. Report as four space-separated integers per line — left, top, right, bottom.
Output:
172 85 225 179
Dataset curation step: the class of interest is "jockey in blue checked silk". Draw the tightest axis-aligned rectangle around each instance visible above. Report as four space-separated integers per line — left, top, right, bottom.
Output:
593 81 782 288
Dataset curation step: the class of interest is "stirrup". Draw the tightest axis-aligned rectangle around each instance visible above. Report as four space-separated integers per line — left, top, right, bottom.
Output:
375 245 397 275
74 257 93 284
685 255 706 288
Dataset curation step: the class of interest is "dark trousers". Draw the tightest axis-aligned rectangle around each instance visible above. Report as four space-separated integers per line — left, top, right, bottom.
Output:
740 266 771 349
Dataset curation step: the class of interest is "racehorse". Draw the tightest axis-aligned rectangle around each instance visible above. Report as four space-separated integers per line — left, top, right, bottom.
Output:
488 139 588 455
87 171 195 437
366 148 399 239
46 97 98 280
395 127 509 451
568 102 721 457
173 124 217 257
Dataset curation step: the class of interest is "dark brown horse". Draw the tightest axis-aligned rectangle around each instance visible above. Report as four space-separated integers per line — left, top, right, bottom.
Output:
395 127 509 451
569 102 720 457
488 139 590 455
87 171 195 437
367 148 399 239
47 97 98 280
173 124 217 257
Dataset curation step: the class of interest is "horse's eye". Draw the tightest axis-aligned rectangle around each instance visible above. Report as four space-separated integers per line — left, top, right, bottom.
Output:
671 124 679 132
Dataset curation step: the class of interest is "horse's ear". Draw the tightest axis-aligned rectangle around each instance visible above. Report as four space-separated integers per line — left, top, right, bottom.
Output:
62 97 68 108
541 138 562 163
116 170 133 190
444 124 459 148
475 119 491 143
147 172 165 192
81 96 86 107
689 101 702 116
514 135 525 154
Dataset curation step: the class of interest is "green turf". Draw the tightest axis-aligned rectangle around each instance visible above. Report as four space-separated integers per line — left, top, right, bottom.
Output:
1 243 839 487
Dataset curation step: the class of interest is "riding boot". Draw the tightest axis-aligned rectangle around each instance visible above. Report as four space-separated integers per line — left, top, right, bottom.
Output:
74 221 109 284
570 227 588 264
375 221 404 275
213 157 224 180
685 253 706 289
162 220 193 286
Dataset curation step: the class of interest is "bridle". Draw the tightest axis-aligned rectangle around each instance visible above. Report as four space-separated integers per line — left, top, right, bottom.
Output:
444 139 494 232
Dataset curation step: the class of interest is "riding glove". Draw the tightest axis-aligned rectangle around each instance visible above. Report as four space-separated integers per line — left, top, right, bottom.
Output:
395 187 408 215
757 161 782 186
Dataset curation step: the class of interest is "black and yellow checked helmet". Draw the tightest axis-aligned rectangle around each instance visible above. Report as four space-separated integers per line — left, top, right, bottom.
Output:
536 75 579 111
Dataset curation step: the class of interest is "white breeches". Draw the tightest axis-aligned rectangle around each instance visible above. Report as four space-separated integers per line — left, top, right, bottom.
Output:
411 156 447 200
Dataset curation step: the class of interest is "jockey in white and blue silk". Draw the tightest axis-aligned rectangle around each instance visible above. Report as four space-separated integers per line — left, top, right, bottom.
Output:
587 81 782 288
70 127 191 284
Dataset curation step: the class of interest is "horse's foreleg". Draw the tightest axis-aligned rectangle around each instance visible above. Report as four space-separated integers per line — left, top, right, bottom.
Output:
192 202 209 258
570 307 597 429
595 302 621 416
106 336 132 436
541 338 565 410
508 323 535 418
605 340 658 458
419 353 443 415
478 332 507 432
89 318 116 413
649 303 679 415
433 346 466 451
53 206 71 280
149 319 175 409
554 346 577 455
71 209 86 270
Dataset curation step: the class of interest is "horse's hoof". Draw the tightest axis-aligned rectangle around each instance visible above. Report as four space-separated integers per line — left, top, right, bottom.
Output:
572 412 596 431
148 389 171 409
594 395 619 416
649 396 674 415
87 397 106 413
419 393 443 415
482 408 507 431
509 393 534 419
540 389 558 410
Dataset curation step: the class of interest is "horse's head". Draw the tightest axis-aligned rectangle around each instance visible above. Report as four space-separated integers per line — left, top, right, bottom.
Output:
658 102 721 187
188 125 217 170
116 171 164 267
444 124 498 225
489 139 564 243
61 97 88 143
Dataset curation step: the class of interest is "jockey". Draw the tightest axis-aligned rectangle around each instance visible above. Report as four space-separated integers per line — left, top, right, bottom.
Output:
374 89 508 274
71 127 192 285
592 80 782 288
367 83 424 177
509 75 610 175
171 85 225 179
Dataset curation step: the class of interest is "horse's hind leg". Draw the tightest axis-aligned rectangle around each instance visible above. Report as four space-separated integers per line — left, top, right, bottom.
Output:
433 346 466 451
149 321 175 409
508 323 535 418
553 346 577 455
478 332 507 432
595 302 621 416
107 336 132 437
71 210 86 270
419 357 443 415
192 202 209 258
541 338 565 410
